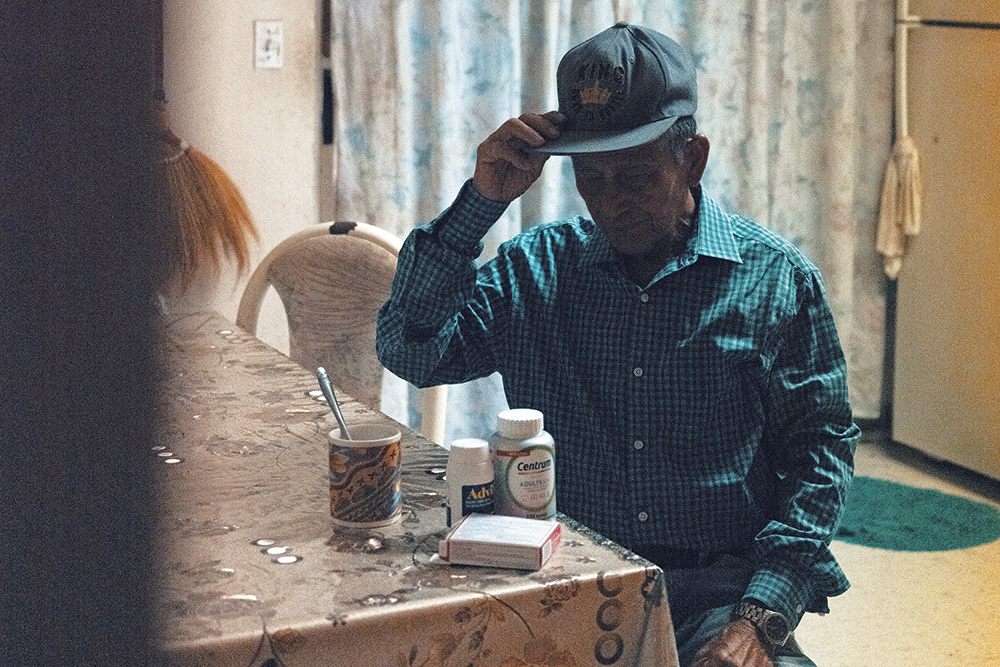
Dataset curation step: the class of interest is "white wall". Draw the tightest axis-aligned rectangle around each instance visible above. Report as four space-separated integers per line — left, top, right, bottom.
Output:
162 0 325 351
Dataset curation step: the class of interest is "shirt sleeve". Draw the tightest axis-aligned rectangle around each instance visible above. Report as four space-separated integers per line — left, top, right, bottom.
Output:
744 268 861 626
375 180 510 388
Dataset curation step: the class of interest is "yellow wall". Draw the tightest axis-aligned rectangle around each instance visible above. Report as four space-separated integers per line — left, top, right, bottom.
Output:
162 0 326 351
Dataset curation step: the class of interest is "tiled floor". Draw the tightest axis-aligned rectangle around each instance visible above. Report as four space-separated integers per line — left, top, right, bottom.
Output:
795 437 1000 666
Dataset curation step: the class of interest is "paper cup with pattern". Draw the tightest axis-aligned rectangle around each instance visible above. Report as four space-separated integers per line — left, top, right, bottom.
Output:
328 424 403 528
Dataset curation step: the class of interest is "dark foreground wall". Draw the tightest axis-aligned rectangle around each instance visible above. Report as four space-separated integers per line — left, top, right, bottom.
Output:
2 3 160 663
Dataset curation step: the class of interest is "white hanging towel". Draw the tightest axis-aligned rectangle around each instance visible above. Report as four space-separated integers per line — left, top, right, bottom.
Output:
876 134 924 279
877 2 926 280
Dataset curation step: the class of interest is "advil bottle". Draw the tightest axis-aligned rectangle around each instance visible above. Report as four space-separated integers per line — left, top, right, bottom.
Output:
445 438 494 526
488 409 556 520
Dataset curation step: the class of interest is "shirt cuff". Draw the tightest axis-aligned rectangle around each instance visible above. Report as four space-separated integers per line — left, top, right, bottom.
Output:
432 179 509 255
744 561 816 628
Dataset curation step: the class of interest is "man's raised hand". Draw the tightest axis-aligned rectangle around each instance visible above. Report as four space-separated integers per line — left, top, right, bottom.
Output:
472 111 566 203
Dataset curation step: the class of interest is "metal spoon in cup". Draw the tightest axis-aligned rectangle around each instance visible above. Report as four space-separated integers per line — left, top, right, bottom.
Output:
316 367 351 440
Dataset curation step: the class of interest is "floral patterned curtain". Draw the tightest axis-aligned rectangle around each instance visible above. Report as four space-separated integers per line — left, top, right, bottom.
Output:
330 0 893 441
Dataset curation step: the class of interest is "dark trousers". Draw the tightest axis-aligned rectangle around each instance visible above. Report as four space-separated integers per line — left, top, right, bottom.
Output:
633 546 818 667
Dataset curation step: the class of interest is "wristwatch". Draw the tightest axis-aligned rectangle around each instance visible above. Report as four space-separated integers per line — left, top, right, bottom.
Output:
732 601 791 647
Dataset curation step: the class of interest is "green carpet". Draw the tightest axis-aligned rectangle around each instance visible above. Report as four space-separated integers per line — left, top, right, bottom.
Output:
835 476 1000 551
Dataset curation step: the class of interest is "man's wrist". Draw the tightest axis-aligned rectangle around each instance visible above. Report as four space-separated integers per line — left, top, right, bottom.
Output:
732 600 791 648
745 562 811 625
434 180 508 253
469 176 509 204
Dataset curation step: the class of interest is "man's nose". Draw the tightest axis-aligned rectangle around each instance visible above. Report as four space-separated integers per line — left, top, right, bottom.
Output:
595 179 631 212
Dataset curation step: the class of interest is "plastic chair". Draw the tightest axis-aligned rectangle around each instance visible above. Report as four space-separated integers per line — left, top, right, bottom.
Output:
236 221 448 444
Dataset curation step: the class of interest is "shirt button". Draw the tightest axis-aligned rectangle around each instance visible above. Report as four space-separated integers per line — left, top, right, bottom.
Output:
633 440 644 450
640 293 650 303
633 367 643 377
637 511 649 522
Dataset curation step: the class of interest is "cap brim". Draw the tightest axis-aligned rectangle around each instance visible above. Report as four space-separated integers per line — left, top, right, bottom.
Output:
531 116 680 155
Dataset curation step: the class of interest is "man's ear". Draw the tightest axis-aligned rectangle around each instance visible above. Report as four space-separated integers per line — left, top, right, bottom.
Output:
686 134 710 187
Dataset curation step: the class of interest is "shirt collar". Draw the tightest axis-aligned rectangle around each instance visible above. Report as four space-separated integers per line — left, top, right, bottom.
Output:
579 188 744 269
692 188 743 264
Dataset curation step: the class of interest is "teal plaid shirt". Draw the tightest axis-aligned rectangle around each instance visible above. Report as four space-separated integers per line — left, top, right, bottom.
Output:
377 181 860 623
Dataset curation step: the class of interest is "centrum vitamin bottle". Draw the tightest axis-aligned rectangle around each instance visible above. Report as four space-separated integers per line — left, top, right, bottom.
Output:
488 409 556 520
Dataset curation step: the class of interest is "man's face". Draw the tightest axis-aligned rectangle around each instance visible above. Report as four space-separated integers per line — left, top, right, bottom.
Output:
572 138 699 265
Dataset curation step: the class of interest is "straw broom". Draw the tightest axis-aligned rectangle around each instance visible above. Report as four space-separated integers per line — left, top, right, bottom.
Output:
876 1 924 280
154 102 259 292
152 0 258 293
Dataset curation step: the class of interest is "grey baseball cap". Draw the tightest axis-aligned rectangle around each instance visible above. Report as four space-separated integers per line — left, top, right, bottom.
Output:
536 22 698 155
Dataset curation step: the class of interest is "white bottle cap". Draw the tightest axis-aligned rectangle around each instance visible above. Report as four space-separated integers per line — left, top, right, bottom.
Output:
447 438 491 470
497 409 544 440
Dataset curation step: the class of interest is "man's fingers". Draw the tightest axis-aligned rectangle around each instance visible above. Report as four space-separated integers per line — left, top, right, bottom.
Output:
481 117 554 169
479 134 543 172
519 111 566 142
540 109 567 123
497 116 547 148
491 111 565 149
472 111 562 202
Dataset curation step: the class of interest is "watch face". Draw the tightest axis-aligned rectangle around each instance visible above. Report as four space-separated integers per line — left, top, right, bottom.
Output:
763 614 790 643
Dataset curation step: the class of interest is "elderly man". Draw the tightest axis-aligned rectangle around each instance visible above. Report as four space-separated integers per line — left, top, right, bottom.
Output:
377 22 859 667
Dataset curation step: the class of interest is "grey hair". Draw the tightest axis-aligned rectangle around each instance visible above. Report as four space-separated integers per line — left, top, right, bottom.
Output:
656 116 698 163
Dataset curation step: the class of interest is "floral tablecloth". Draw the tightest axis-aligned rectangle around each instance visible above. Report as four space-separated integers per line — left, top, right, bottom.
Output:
153 312 678 666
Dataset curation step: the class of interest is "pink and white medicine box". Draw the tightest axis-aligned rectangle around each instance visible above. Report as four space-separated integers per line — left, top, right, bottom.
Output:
437 513 561 570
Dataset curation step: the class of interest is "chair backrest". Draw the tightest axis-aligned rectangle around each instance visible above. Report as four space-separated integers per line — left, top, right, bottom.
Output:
236 222 448 443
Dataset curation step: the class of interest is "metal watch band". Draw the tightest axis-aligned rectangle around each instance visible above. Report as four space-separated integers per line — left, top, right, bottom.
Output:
733 601 790 647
